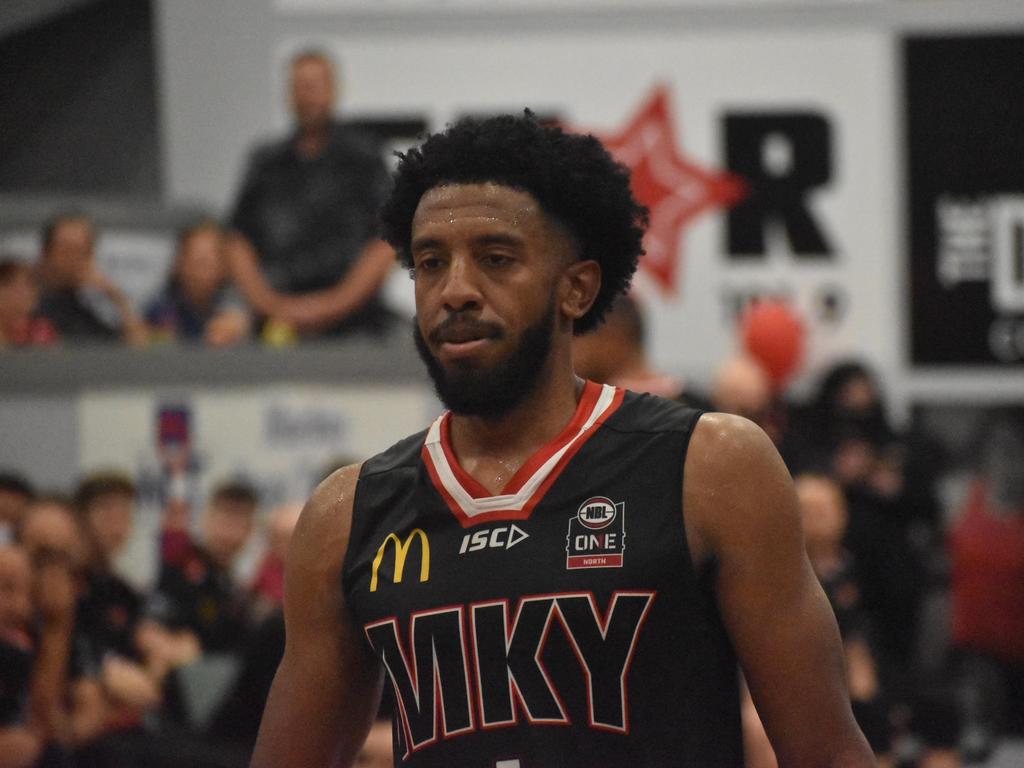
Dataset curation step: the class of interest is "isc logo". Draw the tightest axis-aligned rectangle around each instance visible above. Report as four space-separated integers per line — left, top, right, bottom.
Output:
458 524 529 555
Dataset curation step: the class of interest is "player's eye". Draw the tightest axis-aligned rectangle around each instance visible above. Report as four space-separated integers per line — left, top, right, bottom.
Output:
413 255 444 275
481 252 513 268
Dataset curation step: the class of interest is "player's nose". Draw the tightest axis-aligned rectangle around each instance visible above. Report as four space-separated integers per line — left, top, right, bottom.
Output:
439 253 483 313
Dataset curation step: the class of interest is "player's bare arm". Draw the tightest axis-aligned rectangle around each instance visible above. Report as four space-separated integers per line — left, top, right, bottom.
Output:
684 412 876 768
250 464 384 768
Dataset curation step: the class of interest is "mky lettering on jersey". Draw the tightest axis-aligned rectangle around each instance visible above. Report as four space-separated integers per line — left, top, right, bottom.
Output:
364 591 655 759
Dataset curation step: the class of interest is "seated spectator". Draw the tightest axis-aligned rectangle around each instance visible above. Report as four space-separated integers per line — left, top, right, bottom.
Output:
787 360 894 476
709 354 790 446
74 473 162 708
250 501 301 621
795 473 882 697
0 543 77 768
0 543 44 768
225 49 397 338
711 354 771 421
150 481 257 653
950 409 1024 740
789 360 926 673
572 293 710 408
0 260 57 348
35 212 148 346
14 501 96 752
146 221 251 346
0 473 34 546
18 496 85 572
795 475 861 617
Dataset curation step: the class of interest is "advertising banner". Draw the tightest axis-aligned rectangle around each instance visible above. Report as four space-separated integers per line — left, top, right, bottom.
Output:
905 34 1024 366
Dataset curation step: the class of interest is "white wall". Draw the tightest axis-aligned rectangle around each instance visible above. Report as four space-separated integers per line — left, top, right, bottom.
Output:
155 0 1024 421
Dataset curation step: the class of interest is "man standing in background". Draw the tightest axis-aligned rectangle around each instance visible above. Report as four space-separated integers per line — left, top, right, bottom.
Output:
226 50 396 338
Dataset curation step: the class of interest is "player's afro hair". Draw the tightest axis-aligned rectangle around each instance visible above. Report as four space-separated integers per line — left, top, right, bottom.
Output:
379 112 648 334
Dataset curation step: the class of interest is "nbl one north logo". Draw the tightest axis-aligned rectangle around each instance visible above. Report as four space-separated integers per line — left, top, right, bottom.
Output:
566 496 626 569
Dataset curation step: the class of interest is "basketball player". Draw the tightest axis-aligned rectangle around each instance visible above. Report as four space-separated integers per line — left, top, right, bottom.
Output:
250 114 875 767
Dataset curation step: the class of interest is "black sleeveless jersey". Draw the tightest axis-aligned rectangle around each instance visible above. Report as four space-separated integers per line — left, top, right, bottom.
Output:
343 382 742 767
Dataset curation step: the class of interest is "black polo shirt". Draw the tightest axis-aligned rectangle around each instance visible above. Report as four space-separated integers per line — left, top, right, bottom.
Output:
229 122 393 334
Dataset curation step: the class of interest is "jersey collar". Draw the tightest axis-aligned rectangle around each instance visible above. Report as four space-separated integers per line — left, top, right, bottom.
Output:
422 381 625 528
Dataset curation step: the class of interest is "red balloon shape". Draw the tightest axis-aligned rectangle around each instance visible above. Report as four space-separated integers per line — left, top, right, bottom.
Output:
741 300 805 387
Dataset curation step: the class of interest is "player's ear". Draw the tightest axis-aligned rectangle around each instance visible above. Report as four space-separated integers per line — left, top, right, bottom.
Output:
559 259 601 323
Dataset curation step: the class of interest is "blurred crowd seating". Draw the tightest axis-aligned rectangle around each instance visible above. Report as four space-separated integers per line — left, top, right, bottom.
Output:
1 326 1020 767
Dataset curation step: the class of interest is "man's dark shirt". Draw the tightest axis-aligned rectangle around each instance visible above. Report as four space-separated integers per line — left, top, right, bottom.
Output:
0 636 32 726
148 531 249 653
229 121 392 334
38 289 118 340
74 569 144 672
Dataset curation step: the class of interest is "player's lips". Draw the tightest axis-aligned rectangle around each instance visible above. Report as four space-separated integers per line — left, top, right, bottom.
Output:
430 319 502 359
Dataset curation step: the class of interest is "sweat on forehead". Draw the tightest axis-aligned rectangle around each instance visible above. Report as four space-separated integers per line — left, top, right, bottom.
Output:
412 183 579 258
414 184 539 224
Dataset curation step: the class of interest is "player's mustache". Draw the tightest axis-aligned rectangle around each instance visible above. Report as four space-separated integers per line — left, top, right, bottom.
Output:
429 314 504 345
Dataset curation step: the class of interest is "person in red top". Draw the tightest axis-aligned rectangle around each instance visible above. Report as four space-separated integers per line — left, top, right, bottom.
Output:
950 410 1024 737
0 260 57 348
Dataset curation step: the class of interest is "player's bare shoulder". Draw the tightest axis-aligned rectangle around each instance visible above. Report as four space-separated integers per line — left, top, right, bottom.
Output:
286 463 363 604
682 412 797 564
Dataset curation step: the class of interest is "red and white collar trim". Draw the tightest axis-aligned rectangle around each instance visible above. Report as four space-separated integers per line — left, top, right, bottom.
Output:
422 381 625 528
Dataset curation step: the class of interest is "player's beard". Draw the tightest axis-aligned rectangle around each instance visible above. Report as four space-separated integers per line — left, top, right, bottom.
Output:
414 295 557 419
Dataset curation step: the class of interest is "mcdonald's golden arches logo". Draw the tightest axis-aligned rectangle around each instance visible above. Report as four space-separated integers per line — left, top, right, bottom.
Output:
370 528 430 592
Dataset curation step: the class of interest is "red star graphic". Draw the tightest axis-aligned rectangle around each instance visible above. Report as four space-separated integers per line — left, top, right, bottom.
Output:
592 85 746 293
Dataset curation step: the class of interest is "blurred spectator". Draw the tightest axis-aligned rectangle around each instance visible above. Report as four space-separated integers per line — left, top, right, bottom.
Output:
225 49 396 338
709 354 790 446
146 221 251 347
575 294 677 395
0 260 57 349
790 361 926 676
35 213 148 346
950 409 1024 741
711 354 771 422
75 473 141 664
787 360 893 476
0 473 34 546
14 501 90 756
74 473 162 705
250 501 301 621
0 544 44 768
150 481 257 653
795 474 862 630
0 543 77 768
18 497 84 571
795 474 883 710
572 293 710 407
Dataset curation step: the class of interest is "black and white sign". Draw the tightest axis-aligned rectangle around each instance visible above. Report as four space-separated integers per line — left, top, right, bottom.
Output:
906 34 1024 366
